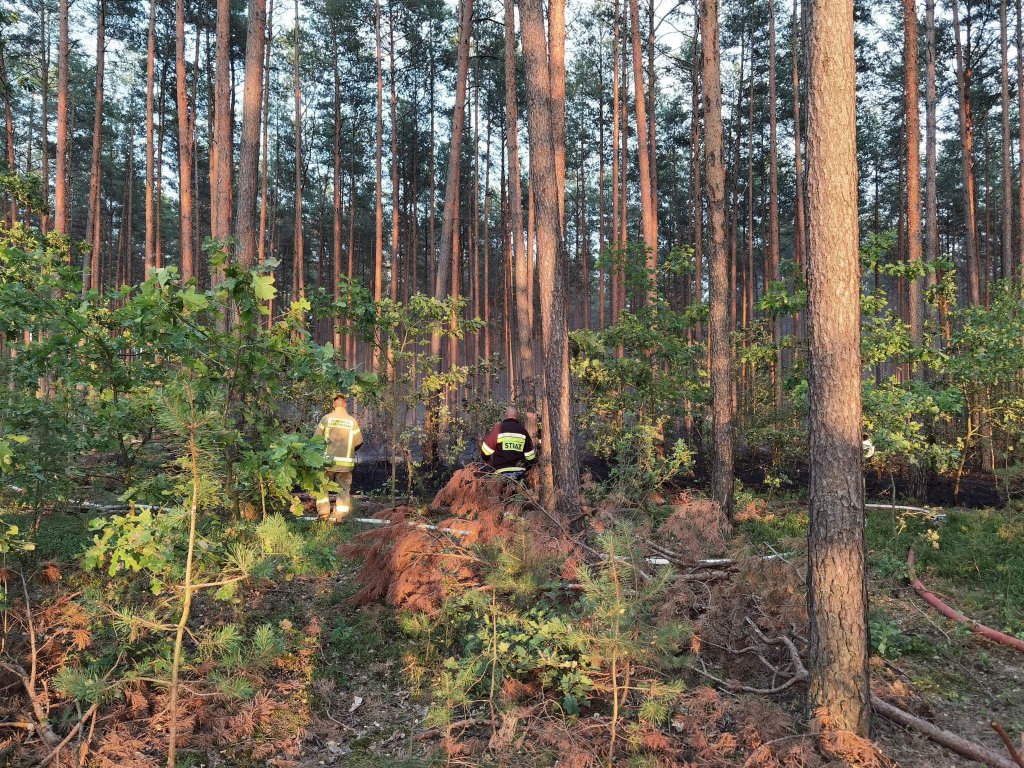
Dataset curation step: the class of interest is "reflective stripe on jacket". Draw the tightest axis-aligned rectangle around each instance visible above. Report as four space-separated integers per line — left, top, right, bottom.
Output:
315 412 363 471
481 418 536 471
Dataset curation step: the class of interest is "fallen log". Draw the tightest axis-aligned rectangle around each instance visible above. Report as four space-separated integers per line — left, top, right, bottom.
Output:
907 547 1024 654
873 698 1019 768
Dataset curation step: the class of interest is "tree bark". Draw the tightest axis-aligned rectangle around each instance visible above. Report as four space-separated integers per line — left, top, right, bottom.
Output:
768 0 782 401
293 0 305 300
951 0 981 304
628 0 657 294
84 0 105 294
805 0 870 736
39 0 50 235
332 25 342 350
237 0 267 268
700 0 734 519
999 0 1013 281
1 38 17 226
1017 0 1024 283
431 0 472 345
904 0 923 349
177 0 196 281
505 0 536 426
144 0 157 273
212 0 233 278
389 0 400 303
925 0 939 298
518 0 582 525
258 0 275 270
55 0 69 237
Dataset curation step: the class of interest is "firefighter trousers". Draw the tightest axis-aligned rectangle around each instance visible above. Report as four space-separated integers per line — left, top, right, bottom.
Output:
316 470 353 522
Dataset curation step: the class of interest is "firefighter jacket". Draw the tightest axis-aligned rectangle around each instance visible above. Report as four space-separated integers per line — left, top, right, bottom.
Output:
314 410 363 472
480 418 537 473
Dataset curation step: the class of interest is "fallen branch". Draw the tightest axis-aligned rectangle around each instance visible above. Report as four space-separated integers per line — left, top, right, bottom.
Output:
36 702 100 768
991 722 1024 768
872 698 1018 768
907 547 1024 654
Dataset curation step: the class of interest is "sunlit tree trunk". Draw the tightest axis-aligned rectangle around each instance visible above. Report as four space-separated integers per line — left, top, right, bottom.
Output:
212 0 233 282
792 0 806 350
144 0 157 273
425 0 472 459
0 38 16 227
700 0 734 518
258 0 275 270
628 0 657 293
237 0 267 269
806 0 870 736
505 0 536 428
904 0 923 349
84 0 105 294
39 0 50 235
55 0 69 238
691 21 702 335
768 0 782 403
611 0 621 323
176 0 196 281
999 0 1013 281
388 0 400 303
293 0 305 301
519 0 582 525
332 26 343 351
925 0 939 300
1017 0 1024 283
951 0 981 305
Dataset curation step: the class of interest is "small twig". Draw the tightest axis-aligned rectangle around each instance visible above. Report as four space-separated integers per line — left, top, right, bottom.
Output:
36 703 99 768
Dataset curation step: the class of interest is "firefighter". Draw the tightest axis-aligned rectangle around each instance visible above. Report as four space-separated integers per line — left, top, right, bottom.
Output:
480 406 537 477
313 394 363 522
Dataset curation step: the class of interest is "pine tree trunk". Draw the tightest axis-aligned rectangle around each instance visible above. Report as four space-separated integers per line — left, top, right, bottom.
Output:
176 0 196 280
39 0 50 235
904 0 923 349
691 22 702 336
999 0 1013 281
293 0 305 300
389 0 400 304
792 0 806 280
55 0 70 237
258 0 274 271
951 0 981 304
611 0 621 323
518 0 582 525
212 0 233 279
332 26 342 351
768 0 782 403
144 0 157 273
700 0 735 519
628 0 657 292
237 0 267 269
431 0 472 352
84 0 105 294
1 41 17 227
505 0 536 426
805 0 870 736
925 0 939 298
1017 0 1024 283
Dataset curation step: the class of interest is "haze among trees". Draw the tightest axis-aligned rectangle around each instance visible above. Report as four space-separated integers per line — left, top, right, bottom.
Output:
1 0 1024 763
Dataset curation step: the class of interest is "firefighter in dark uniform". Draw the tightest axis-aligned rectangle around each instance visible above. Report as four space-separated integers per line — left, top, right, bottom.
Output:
313 394 363 522
480 406 537 478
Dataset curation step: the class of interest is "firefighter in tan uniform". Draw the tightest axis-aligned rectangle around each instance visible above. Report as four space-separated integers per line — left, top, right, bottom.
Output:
313 395 363 522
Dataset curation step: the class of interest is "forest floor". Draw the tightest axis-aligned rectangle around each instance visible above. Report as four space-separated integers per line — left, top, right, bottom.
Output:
5 482 1023 768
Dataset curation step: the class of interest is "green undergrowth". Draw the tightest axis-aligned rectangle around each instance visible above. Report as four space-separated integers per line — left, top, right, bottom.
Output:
734 499 1024 639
